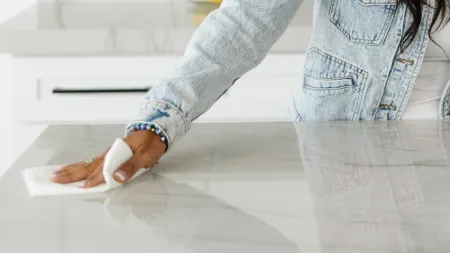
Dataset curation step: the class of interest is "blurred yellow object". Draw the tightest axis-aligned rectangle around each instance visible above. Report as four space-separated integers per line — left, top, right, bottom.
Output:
193 13 209 26
190 2 220 26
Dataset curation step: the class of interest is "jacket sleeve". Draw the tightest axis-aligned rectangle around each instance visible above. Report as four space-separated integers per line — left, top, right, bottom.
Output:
128 0 303 148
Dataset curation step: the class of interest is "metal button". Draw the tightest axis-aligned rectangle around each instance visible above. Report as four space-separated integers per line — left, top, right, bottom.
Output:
378 104 397 110
397 58 414 65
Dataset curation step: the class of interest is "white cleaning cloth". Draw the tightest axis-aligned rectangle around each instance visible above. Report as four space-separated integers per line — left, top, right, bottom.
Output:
22 138 147 197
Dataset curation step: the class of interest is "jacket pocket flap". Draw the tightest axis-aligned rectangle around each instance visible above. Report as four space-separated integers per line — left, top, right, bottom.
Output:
304 76 355 90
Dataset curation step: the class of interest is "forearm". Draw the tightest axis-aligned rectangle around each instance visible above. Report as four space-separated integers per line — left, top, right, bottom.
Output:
130 0 303 148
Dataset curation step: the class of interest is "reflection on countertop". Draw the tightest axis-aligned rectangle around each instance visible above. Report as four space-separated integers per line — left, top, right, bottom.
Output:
0 0 314 56
1 122 450 252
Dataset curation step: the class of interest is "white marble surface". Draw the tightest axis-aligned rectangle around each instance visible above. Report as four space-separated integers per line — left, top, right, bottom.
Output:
1 122 450 253
0 0 314 55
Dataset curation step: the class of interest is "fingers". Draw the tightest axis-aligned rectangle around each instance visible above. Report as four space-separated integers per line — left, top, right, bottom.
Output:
50 156 103 184
50 163 89 184
81 163 105 188
52 159 105 188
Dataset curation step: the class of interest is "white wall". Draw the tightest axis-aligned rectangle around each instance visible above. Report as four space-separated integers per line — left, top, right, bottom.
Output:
0 55 13 176
0 0 36 23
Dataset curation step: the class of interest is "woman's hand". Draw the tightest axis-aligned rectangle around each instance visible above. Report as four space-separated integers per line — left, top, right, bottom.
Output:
50 130 166 188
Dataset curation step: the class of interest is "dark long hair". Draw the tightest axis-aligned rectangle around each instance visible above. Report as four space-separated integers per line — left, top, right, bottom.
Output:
400 0 450 50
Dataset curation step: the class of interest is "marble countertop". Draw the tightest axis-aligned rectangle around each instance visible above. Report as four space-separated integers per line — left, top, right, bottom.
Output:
0 0 313 56
1 121 450 252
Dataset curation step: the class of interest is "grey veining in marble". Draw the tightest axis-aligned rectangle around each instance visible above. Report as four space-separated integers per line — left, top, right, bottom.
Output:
0 0 313 56
1 122 450 253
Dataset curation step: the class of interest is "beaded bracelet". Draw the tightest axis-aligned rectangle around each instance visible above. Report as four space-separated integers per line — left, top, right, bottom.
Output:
125 122 169 151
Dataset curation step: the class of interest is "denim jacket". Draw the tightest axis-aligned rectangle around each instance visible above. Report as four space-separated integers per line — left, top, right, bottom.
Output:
129 0 446 148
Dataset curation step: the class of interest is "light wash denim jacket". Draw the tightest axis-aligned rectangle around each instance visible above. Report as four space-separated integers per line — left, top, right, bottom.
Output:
129 0 446 149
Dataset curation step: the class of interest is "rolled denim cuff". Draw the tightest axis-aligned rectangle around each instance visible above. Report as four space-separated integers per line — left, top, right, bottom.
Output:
126 100 189 150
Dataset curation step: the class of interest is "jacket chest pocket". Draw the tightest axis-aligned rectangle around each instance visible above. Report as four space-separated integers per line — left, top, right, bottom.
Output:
330 0 398 45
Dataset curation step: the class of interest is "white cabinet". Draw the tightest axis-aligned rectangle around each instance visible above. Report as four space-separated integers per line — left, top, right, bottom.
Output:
13 54 304 123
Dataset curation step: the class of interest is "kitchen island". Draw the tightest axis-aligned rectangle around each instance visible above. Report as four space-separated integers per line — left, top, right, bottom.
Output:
1 121 449 253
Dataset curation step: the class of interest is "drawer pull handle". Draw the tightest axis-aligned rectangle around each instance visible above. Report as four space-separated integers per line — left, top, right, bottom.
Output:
52 87 151 94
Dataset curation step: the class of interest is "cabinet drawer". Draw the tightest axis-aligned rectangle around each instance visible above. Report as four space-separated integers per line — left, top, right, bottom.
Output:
15 75 299 123
13 55 303 123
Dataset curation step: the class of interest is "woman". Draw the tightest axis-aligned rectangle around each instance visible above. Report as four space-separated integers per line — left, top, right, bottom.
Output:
50 0 450 187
